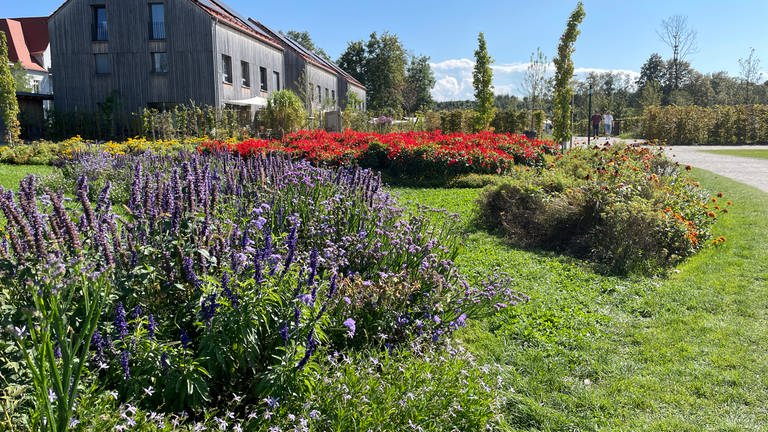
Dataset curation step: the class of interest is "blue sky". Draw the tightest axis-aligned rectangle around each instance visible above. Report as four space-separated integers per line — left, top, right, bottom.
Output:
8 0 768 100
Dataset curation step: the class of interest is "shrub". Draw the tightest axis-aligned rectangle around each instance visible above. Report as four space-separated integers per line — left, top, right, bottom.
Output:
476 144 725 274
263 90 306 136
643 104 768 145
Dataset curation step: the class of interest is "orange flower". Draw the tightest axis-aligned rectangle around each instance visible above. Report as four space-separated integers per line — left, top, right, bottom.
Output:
717 192 724 198
685 165 692 171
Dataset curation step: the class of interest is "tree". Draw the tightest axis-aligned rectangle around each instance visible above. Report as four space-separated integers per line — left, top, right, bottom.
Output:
739 47 762 104
363 32 406 114
337 40 367 84
403 55 435 114
636 53 666 90
285 30 330 61
657 15 697 91
0 31 21 144
10 62 32 92
552 2 585 145
521 47 549 132
472 32 495 131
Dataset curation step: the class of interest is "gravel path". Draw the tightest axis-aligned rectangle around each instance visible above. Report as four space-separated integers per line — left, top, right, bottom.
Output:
663 146 768 193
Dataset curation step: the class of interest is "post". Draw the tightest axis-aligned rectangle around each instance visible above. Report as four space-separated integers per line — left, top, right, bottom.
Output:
587 84 593 146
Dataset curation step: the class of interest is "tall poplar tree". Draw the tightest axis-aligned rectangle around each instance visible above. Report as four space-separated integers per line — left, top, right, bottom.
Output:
472 32 494 131
0 31 21 144
552 2 585 145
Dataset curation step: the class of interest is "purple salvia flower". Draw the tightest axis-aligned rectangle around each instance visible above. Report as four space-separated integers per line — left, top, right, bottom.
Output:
121 350 131 378
327 273 337 298
296 330 318 370
180 329 191 349
279 322 289 343
148 314 157 340
281 222 299 276
91 330 106 362
129 163 143 213
115 302 129 340
182 257 201 288
221 273 238 308
132 305 143 320
307 248 319 291
200 291 218 328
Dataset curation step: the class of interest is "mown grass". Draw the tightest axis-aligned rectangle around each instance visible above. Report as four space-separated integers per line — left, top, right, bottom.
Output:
392 169 768 430
703 149 768 160
0 163 59 189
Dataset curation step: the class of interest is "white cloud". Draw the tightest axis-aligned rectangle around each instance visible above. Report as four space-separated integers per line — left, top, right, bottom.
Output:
429 58 640 101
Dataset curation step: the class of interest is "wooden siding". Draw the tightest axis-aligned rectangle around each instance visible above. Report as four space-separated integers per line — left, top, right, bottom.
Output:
306 64 337 111
49 0 218 113
214 23 283 108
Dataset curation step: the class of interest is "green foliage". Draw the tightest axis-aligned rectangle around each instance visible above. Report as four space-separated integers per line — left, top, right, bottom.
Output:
552 2 585 144
10 62 32 92
0 32 21 144
403 55 436 114
439 110 474 133
476 144 722 274
263 89 306 135
472 32 495 132
343 92 369 131
643 104 768 145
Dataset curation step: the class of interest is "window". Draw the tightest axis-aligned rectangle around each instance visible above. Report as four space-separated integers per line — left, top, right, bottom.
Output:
316 85 321 103
325 88 329 102
273 71 280 91
331 90 335 102
241 61 250 87
151 52 168 73
259 67 268 92
93 6 107 41
222 55 232 84
94 54 110 74
149 3 165 40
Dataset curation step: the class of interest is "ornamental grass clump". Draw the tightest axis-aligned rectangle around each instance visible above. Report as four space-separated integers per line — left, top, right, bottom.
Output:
1 150 523 426
476 143 727 275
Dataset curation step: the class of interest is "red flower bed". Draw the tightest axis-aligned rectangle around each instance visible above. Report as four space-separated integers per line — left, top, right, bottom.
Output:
200 130 558 178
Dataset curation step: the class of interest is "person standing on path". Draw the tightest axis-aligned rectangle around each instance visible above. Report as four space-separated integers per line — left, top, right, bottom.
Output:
603 111 614 137
591 111 602 138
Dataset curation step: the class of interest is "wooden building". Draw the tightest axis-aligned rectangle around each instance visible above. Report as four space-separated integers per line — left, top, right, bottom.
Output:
249 20 366 116
48 0 285 116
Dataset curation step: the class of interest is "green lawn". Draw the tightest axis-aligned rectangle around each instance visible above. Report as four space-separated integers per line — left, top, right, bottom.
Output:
392 169 768 430
0 163 59 189
703 149 768 160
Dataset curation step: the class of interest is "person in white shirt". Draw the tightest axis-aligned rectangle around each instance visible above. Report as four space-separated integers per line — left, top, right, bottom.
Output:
603 111 614 137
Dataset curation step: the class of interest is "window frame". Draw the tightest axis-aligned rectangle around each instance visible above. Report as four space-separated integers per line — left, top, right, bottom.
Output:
241 61 251 88
151 52 169 74
149 3 166 40
92 5 108 41
273 71 280 91
259 67 268 92
94 53 111 75
222 54 233 85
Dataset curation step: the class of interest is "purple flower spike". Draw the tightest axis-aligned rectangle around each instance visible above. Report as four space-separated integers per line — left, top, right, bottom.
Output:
115 302 129 340
147 314 157 340
343 318 356 338
121 350 131 379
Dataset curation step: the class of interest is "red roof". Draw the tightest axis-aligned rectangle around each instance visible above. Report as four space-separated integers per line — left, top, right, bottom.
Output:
0 17 48 72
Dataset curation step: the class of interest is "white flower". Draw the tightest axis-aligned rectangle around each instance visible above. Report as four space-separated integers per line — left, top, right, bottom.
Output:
143 386 155 396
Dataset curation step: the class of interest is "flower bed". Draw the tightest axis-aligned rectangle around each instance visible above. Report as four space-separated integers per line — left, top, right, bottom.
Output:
0 152 523 430
201 130 558 180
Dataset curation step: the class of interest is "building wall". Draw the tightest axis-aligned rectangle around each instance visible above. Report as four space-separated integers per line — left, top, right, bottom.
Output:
306 64 337 112
49 0 217 113
213 22 283 107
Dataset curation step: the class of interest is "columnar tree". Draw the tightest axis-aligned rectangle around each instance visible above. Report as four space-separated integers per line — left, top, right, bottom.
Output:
739 47 762 104
472 32 495 131
552 2 585 145
0 31 21 144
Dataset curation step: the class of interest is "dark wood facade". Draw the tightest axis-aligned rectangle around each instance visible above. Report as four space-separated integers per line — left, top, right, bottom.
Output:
49 0 284 114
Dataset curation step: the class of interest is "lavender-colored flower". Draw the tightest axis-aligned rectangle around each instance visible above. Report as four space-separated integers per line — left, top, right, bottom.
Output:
147 314 157 340
115 302 129 339
296 330 319 370
182 257 201 288
54 344 62 359
306 248 318 289
265 396 279 409
281 220 299 275
132 305 143 320
121 350 130 378
276 323 288 344
180 329 191 349
328 273 337 298
343 318 356 338
299 293 313 307
200 291 219 328
221 273 238 308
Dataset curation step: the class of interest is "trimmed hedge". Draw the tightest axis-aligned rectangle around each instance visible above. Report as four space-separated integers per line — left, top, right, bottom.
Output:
643 105 768 145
